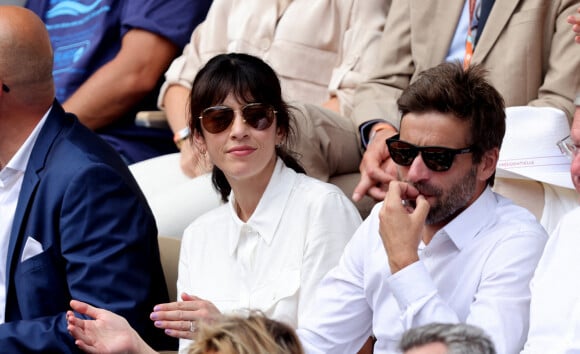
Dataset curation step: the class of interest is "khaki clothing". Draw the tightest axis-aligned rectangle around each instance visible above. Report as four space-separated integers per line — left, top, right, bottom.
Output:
353 0 580 129
158 0 390 118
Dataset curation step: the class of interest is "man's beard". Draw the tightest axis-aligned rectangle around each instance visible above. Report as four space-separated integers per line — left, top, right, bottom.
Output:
410 166 478 225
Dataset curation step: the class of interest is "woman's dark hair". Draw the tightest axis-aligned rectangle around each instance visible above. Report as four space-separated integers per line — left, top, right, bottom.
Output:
397 62 506 186
189 53 304 201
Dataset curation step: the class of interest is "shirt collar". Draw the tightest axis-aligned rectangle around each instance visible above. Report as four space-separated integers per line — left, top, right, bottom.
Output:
227 158 297 255
0 106 51 187
435 186 497 250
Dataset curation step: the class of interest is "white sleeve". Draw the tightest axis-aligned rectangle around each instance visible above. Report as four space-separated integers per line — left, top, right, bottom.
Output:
297 191 362 325
297 210 375 354
389 231 546 354
522 212 580 353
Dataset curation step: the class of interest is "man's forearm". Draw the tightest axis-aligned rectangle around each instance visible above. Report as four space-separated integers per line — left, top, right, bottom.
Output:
64 29 177 130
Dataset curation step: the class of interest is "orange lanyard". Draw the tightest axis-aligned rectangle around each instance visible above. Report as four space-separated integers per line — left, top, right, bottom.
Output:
463 0 476 70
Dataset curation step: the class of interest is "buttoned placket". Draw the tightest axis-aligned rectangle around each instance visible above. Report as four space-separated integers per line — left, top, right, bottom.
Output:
236 223 262 308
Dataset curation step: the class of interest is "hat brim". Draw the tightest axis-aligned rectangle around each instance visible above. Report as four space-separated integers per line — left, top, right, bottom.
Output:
497 106 573 190
496 167 574 189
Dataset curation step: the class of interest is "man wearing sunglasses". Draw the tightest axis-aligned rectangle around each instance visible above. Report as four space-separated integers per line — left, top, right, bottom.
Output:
350 0 578 236
297 62 547 354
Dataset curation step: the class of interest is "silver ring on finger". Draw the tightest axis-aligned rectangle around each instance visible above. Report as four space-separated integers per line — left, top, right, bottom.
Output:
189 320 196 332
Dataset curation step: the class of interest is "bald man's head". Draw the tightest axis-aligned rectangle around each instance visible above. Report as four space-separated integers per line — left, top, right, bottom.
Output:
0 6 54 98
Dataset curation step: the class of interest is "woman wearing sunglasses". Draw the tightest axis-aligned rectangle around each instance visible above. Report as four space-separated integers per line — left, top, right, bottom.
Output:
66 53 361 353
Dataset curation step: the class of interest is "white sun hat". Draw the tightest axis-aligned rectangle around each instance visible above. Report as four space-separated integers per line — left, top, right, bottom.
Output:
496 106 573 189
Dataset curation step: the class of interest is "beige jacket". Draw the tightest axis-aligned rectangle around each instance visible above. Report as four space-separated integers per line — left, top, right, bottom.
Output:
353 0 580 129
158 0 390 117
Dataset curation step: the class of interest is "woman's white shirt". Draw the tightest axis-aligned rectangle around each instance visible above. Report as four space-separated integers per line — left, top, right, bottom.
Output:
177 158 362 352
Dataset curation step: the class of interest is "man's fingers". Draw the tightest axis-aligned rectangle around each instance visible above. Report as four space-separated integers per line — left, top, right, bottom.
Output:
353 175 375 201
355 162 393 201
412 195 430 221
367 185 387 201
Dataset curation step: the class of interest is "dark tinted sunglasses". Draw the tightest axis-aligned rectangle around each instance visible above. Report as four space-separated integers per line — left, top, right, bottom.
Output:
386 134 473 172
199 103 276 134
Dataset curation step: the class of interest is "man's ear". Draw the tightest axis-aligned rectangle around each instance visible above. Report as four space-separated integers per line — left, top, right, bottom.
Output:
478 147 499 182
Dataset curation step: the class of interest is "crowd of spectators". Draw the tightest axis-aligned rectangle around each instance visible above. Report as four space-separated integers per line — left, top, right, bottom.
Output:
0 1 579 353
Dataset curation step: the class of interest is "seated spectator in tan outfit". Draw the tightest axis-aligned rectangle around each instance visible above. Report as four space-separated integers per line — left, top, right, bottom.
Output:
569 6 580 43
340 0 579 235
351 0 578 204
130 0 389 237
160 0 390 177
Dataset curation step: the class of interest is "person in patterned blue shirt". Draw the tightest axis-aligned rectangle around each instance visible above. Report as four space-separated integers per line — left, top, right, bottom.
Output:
25 0 212 163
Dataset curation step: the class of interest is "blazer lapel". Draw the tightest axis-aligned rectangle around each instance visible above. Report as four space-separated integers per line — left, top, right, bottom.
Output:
473 0 520 62
5 101 66 289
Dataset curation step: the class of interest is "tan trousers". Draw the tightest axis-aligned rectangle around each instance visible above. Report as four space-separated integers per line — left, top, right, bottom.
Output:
289 103 377 217
288 102 362 181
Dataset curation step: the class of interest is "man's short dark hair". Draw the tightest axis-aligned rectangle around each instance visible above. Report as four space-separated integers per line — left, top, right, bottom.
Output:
397 62 506 186
399 323 497 354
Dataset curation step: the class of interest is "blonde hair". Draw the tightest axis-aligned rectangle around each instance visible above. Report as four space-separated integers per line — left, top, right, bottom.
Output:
188 311 303 354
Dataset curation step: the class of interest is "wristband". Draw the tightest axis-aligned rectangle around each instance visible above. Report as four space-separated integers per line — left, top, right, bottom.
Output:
173 126 191 150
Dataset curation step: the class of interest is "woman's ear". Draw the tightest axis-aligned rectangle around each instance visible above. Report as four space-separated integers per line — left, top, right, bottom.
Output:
193 130 207 153
276 127 286 146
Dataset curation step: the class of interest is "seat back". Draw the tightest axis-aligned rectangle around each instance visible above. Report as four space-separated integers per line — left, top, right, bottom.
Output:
158 236 181 301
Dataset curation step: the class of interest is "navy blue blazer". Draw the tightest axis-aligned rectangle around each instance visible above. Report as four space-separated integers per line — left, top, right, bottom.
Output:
1 101 176 352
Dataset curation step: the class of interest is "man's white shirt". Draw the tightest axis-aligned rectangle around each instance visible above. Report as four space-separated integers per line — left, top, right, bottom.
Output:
0 109 49 323
298 187 547 354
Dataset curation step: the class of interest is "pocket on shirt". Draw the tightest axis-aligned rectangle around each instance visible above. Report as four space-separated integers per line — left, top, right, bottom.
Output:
253 269 300 313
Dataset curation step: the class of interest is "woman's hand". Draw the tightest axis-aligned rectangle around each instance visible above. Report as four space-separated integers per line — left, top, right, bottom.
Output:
150 293 221 339
66 300 155 354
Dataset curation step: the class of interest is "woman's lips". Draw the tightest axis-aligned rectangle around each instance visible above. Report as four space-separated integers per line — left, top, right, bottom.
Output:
227 145 256 157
